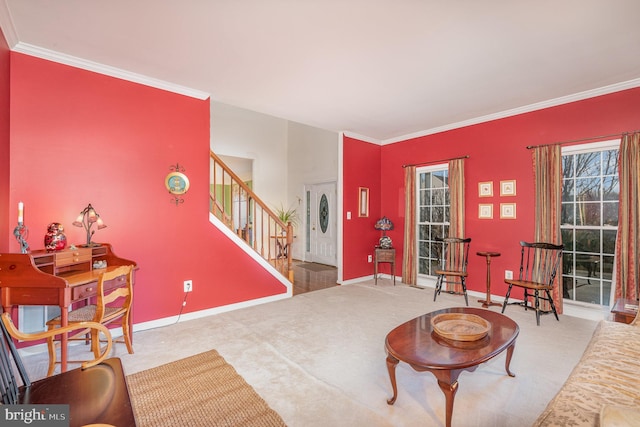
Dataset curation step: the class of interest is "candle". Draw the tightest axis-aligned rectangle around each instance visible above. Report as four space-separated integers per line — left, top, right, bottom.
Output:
18 201 24 224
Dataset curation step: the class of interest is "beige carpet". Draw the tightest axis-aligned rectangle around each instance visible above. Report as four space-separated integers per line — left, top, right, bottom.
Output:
20 279 602 426
127 349 285 427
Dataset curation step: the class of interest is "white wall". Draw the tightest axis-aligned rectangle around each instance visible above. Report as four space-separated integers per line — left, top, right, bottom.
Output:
211 101 289 208
287 122 339 259
210 101 339 261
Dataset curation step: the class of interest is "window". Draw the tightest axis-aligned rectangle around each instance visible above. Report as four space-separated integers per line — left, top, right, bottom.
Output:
416 165 449 277
561 141 619 306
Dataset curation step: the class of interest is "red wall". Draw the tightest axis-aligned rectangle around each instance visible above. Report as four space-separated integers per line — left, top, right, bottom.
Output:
0 28 10 252
8 53 286 324
343 88 640 300
342 137 382 279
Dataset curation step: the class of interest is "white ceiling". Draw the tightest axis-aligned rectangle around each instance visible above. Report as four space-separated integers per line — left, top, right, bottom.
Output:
3 0 640 142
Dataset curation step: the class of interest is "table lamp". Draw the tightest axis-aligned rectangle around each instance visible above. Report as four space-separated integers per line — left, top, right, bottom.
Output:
73 203 107 246
374 216 394 248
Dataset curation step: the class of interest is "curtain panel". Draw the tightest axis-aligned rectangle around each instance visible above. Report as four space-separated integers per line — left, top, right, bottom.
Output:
615 132 640 301
447 158 466 293
402 166 417 285
533 145 563 314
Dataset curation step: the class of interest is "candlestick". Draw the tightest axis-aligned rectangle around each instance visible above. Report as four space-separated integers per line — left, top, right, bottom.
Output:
13 223 29 254
18 201 24 225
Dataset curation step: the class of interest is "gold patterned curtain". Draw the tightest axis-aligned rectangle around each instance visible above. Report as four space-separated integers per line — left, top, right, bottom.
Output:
402 166 417 285
533 145 563 314
447 158 465 293
615 132 640 301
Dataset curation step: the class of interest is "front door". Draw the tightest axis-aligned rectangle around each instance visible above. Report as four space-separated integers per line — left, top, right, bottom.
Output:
306 182 336 266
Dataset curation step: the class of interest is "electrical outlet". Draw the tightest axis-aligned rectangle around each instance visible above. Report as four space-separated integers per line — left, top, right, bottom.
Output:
183 280 193 292
505 270 513 280
367 255 372 263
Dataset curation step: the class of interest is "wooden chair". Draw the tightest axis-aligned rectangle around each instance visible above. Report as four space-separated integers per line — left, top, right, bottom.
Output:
502 241 564 325
46 265 134 376
433 237 472 306
0 313 136 426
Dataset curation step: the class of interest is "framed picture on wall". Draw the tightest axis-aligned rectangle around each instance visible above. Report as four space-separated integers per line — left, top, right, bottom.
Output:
500 203 516 219
500 180 516 196
478 204 493 219
478 181 493 197
358 187 369 217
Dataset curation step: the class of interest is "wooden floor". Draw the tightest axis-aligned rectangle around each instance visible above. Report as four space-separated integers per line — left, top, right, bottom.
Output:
291 261 338 295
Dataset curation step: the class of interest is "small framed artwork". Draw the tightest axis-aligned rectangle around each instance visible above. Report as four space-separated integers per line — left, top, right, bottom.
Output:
478 204 493 219
358 187 369 217
500 203 517 219
478 181 493 197
500 180 516 196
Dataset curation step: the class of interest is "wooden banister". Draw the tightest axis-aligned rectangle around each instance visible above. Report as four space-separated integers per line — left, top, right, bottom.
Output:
210 151 293 282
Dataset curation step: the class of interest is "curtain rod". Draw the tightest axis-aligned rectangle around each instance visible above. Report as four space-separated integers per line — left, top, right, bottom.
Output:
402 155 469 168
526 130 639 150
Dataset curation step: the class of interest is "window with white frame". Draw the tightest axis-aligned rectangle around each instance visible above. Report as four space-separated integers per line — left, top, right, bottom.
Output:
416 164 449 277
561 140 619 306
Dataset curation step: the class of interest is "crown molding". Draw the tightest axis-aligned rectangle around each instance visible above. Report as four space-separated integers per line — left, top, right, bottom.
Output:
0 0 18 48
382 78 640 145
13 42 210 100
341 131 382 145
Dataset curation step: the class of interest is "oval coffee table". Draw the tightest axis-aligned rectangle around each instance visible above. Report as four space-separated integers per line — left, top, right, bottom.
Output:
385 307 519 427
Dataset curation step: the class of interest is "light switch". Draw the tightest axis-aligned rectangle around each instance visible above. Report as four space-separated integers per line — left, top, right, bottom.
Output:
347 211 352 220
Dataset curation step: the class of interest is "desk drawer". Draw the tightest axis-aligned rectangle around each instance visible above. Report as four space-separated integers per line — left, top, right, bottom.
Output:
73 282 97 300
376 249 395 262
72 275 127 300
55 249 92 267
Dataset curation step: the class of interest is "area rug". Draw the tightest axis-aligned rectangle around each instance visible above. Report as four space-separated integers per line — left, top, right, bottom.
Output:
127 349 286 427
296 262 336 272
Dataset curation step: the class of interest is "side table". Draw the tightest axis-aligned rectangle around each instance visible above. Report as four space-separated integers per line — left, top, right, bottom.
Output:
610 298 639 324
375 248 396 286
477 251 502 308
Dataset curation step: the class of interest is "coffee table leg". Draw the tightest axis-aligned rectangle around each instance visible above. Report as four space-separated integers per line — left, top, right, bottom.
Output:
505 342 516 377
432 370 461 427
386 354 399 405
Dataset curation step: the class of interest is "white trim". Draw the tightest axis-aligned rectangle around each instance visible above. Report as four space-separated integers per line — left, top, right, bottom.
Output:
0 0 18 48
342 131 382 145
132 292 289 332
561 139 621 154
382 78 640 146
337 133 345 283
208 212 293 293
127 213 293 331
13 42 210 100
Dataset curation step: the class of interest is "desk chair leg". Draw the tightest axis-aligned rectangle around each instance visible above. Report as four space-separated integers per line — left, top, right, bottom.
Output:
434 275 443 301
546 290 559 321
461 278 469 306
501 284 513 314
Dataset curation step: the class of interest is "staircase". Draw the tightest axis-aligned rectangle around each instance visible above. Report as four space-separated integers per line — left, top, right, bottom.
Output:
210 151 293 282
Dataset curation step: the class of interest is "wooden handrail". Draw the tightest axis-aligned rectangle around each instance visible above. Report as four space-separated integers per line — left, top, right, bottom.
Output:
210 151 293 282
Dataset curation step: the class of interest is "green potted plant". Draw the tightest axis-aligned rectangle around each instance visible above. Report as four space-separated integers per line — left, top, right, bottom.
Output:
274 204 299 228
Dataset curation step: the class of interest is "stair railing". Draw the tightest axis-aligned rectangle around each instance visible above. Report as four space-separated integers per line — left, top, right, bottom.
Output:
210 151 293 282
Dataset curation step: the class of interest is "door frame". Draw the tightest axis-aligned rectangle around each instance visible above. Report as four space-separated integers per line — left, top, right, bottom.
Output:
303 181 337 266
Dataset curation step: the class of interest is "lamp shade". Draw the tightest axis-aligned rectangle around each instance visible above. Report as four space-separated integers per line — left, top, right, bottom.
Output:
375 216 394 248
374 216 394 231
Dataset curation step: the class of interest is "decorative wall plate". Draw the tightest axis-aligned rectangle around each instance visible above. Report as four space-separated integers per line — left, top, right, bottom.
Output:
165 172 190 195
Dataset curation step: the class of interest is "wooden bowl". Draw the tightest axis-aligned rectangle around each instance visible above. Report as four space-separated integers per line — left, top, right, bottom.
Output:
431 313 491 341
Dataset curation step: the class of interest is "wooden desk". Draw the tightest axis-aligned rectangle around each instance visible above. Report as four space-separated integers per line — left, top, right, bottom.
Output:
0 243 136 372
375 248 396 286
